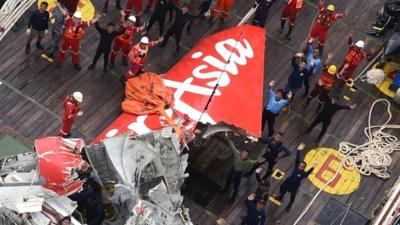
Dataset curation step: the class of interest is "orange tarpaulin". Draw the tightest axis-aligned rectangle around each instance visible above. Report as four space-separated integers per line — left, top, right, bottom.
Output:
122 72 174 115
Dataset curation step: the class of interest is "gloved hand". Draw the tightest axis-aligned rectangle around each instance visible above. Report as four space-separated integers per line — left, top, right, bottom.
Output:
26 28 31 35
77 111 83 117
45 29 48 35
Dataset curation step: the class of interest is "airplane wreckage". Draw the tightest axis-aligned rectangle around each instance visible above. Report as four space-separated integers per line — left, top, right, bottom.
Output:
0 25 266 224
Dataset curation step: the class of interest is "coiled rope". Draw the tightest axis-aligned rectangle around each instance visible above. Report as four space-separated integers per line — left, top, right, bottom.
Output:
339 99 400 179
294 98 400 225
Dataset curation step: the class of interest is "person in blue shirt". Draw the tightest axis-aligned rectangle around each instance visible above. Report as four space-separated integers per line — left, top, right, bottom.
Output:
303 43 322 97
261 80 292 137
285 53 312 100
272 144 316 212
26 1 50 54
241 199 267 225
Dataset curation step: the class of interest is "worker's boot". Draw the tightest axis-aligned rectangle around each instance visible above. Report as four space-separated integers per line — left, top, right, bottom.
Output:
36 42 44 50
285 204 292 213
25 44 30 54
56 61 62 69
302 97 311 107
279 19 285 33
74 64 82 70
88 64 95 70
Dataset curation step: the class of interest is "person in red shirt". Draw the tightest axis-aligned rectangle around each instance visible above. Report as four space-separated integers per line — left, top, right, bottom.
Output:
308 1 343 52
56 11 101 70
109 11 145 68
58 92 82 137
124 36 162 81
280 0 303 40
337 35 368 89
303 54 337 111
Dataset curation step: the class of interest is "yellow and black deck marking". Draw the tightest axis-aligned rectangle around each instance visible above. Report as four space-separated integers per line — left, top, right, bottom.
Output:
272 169 285 181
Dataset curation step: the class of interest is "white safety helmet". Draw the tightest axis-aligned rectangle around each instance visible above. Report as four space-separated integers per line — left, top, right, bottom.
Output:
73 11 82 19
355 40 365 48
72 91 83 103
128 15 136 23
140 36 149 44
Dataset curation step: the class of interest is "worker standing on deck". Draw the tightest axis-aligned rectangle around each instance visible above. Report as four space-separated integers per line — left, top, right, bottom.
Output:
303 54 335 111
219 132 265 203
146 0 170 36
241 198 266 225
306 95 356 141
244 132 291 179
251 0 275 28
88 22 123 73
285 52 312 100
44 1 68 59
337 35 368 90
56 12 101 70
160 4 205 52
210 0 234 22
58 92 83 138
302 42 322 98
109 11 145 68
124 36 162 81
280 0 304 40
272 144 316 213
26 1 49 54
308 0 344 52
261 80 292 137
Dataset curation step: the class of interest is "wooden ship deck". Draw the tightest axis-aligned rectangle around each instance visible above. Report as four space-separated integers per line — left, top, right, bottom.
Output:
0 0 399 224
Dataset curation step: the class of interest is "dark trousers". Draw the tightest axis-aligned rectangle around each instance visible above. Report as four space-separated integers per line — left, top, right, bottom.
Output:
304 77 310 96
278 182 297 206
307 115 331 139
161 27 183 51
252 8 270 28
148 14 166 36
223 168 243 199
261 109 278 137
92 47 111 68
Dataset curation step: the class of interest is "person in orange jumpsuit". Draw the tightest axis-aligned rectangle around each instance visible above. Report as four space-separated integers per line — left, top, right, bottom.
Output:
58 92 82 137
337 36 368 89
124 36 162 81
56 11 101 70
109 12 145 67
308 1 343 52
303 62 337 111
280 0 303 40
210 0 234 21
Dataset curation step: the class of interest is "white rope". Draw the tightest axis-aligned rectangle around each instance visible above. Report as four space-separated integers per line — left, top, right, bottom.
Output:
0 0 36 41
339 99 400 179
294 98 400 225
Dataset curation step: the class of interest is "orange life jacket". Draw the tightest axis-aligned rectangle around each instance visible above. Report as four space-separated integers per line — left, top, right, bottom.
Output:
128 44 149 65
63 17 88 40
117 22 138 44
287 0 303 9
345 46 365 66
320 70 336 90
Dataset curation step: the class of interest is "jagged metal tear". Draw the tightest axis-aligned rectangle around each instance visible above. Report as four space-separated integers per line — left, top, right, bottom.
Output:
96 129 191 225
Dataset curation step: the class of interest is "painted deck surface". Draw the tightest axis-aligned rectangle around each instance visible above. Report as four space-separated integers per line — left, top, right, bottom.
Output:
0 0 399 224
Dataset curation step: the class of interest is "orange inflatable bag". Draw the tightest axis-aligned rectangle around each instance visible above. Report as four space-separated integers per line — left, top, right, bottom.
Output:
122 72 174 115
